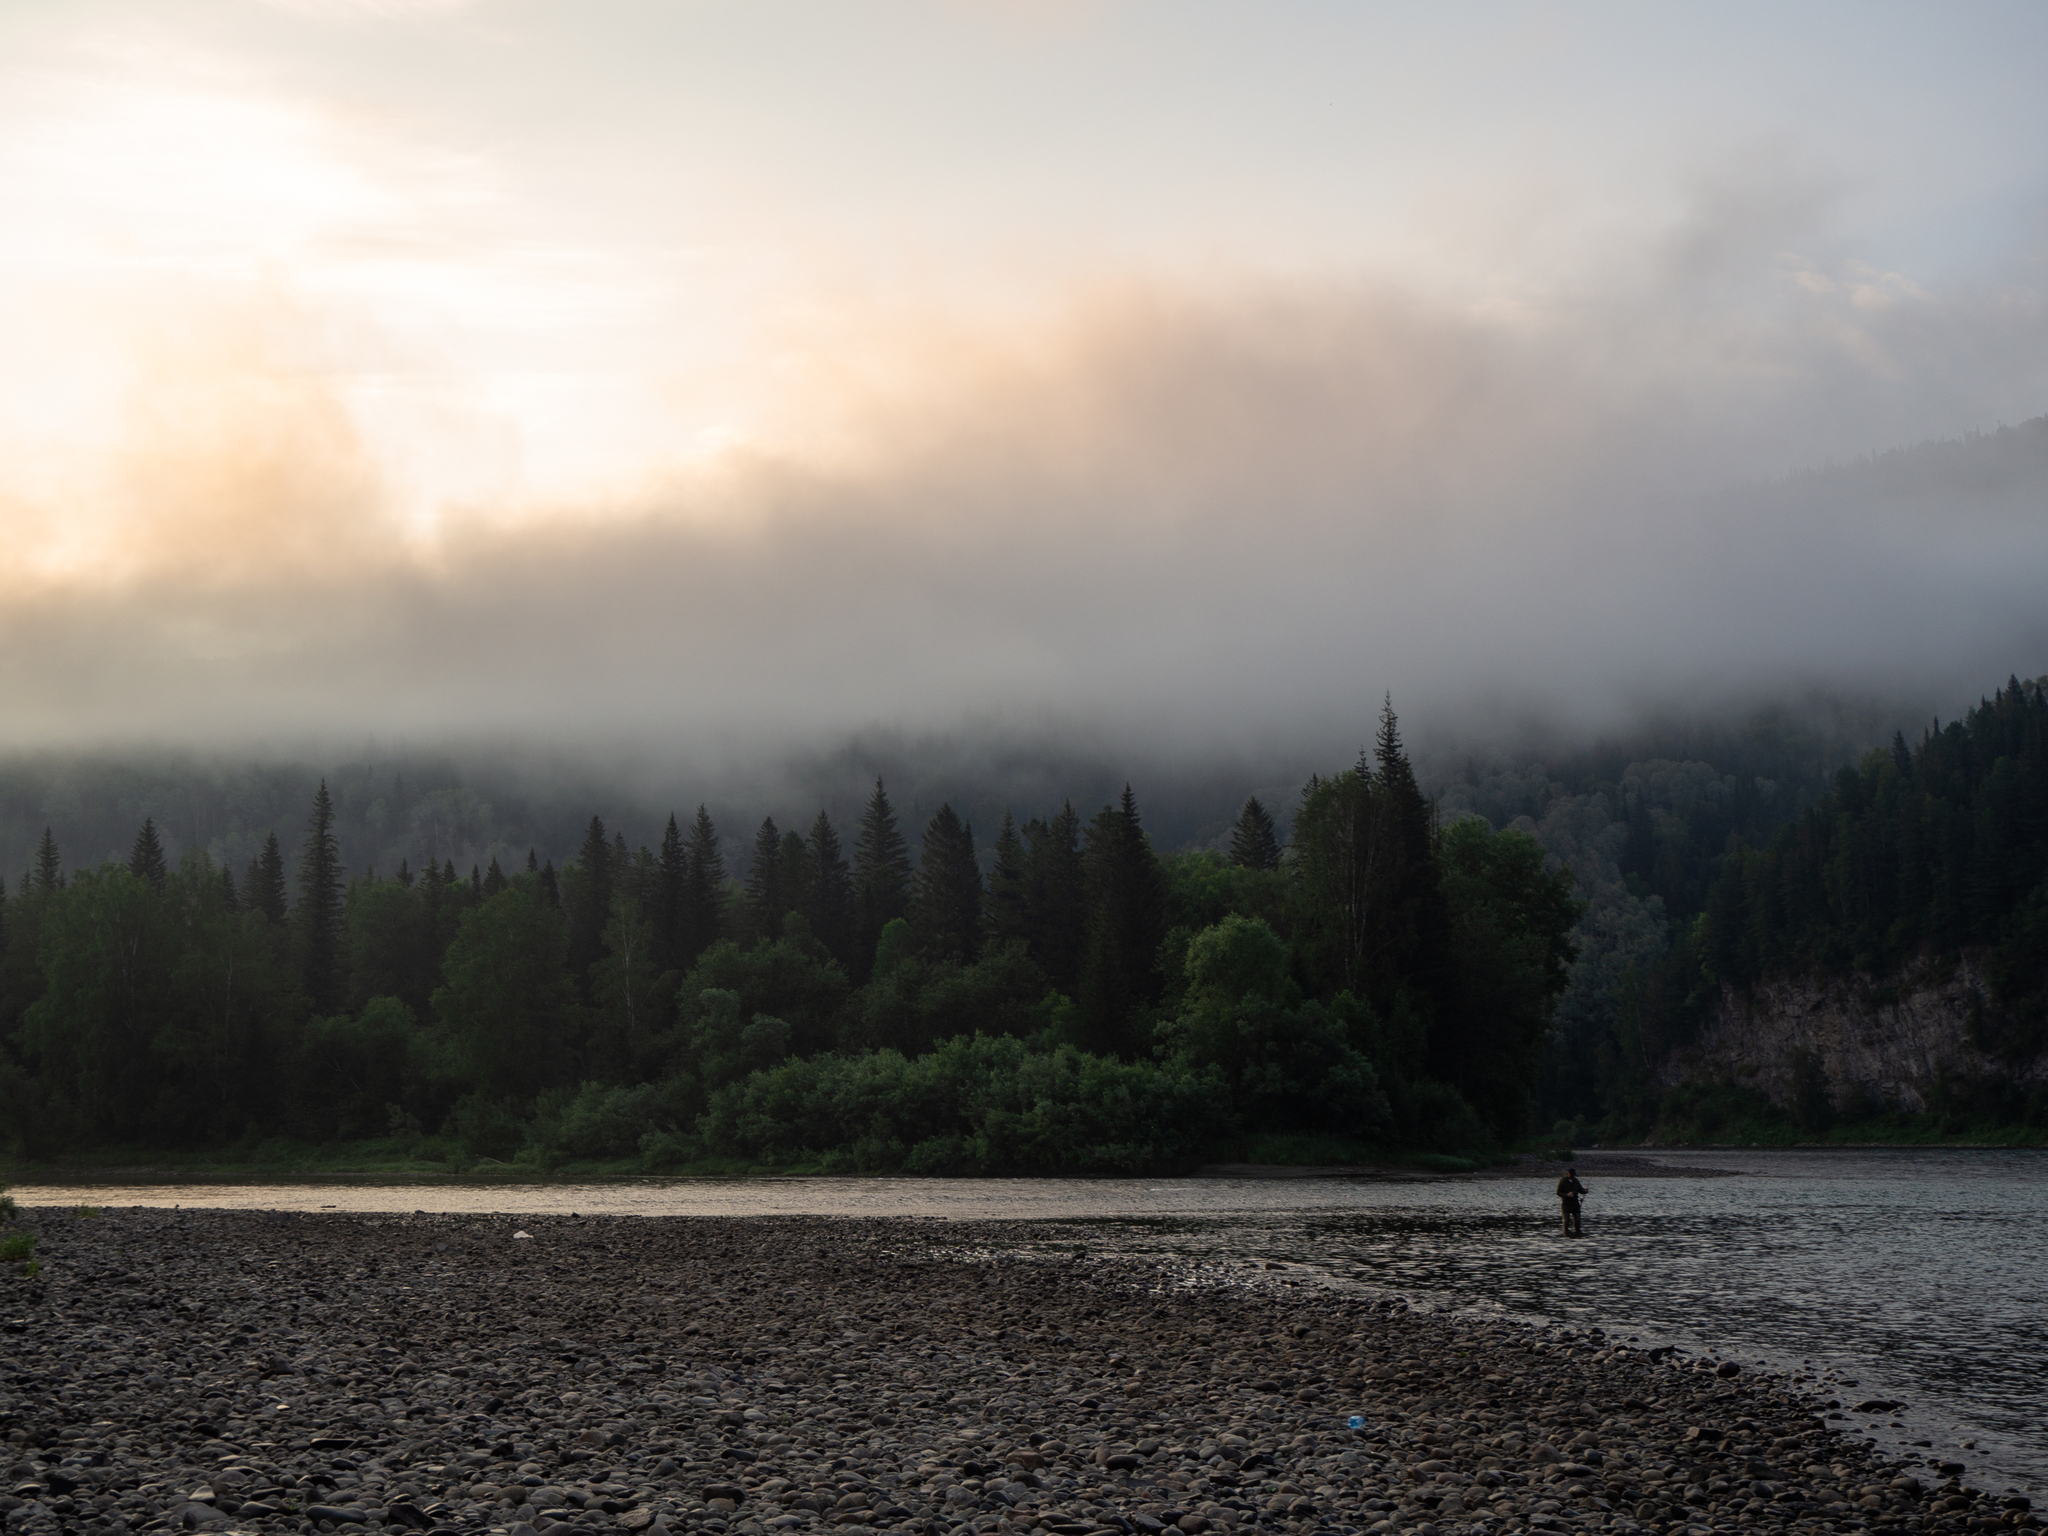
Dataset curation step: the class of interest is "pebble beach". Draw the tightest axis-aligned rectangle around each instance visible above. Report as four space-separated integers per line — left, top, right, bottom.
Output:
0 1210 2032 1536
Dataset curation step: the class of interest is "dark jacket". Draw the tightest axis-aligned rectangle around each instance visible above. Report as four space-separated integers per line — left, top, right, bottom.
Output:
1556 1174 1586 1202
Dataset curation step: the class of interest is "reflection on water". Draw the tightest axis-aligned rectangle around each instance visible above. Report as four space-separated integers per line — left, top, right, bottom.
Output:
17 1148 2047 1495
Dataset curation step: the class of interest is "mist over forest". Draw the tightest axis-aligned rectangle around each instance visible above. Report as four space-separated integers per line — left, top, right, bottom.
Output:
7 656 2040 1170
4 7 2047 1165
0 685 1921 906
10 414 2043 888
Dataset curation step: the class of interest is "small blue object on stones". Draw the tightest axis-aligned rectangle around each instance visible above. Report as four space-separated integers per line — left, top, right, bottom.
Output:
1348 1416 1365 1430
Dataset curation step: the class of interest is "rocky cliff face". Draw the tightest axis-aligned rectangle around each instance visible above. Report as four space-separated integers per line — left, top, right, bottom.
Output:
1656 957 2047 1113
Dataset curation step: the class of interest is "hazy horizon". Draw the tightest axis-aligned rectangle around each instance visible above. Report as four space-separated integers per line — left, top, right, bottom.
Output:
0 674 1974 891
2 2 2044 764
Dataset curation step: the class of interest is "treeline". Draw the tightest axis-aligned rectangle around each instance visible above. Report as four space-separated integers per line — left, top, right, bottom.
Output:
1567 676 2048 1132
0 704 1581 1173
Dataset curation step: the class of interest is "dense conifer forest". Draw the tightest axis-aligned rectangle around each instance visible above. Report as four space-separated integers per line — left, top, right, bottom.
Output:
0 704 1583 1172
3 679 2044 1170
1580 675 2048 1137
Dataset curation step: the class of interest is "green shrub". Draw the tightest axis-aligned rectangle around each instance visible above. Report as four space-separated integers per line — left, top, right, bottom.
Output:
701 1032 1233 1175
443 1093 529 1161
0 1231 34 1263
529 1080 693 1162
637 1130 698 1172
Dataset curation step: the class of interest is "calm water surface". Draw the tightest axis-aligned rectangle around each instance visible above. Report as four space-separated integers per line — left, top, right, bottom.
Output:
18 1149 2046 1495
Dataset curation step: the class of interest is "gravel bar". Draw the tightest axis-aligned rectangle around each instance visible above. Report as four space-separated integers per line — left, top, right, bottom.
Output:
0 1209 2033 1536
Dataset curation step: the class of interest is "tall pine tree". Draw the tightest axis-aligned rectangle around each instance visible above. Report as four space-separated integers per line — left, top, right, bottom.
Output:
984 810 1030 949
128 817 169 892
1375 695 1453 1024
744 817 785 943
1229 796 1281 870
1078 785 1167 1056
249 832 288 924
853 778 912 980
680 805 725 966
656 813 687 972
804 810 855 968
34 827 61 893
296 782 345 1013
908 804 983 964
566 816 613 994
777 829 814 934
1025 803 1087 993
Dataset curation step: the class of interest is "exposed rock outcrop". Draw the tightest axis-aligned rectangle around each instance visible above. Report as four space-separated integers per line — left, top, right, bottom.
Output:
1656 956 2046 1114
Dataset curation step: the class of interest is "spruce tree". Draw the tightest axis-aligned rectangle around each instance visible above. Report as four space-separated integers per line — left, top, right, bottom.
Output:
680 805 725 965
482 856 508 896
566 815 613 992
296 781 345 1013
804 810 855 967
1290 696 1454 1023
656 813 687 971
777 829 814 934
1374 695 1452 1006
128 817 169 892
1025 802 1087 993
611 831 635 908
745 817 784 943
219 865 239 913
540 859 561 909
1229 796 1281 870
853 778 912 980
1078 785 1167 1056
396 858 414 888
984 810 1030 948
253 833 288 924
908 803 983 964
1290 762 1393 996
33 827 61 893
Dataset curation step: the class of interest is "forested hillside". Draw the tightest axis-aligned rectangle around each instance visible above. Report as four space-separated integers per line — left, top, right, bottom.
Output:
0 705 1581 1172
6 675 2041 1169
1497 677 2048 1139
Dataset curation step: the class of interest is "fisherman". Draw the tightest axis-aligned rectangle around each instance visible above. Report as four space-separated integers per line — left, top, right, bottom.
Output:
1556 1166 1587 1236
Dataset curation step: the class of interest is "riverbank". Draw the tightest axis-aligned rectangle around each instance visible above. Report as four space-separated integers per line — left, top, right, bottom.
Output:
2 1208 2030 1536
0 1139 1509 1184
9 1124 2040 1189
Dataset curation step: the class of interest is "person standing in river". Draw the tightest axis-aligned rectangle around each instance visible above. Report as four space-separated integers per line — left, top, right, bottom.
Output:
1556 1167 1587 1236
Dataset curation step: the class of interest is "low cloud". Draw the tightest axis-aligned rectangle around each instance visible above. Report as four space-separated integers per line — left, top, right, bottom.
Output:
1 247 2044 770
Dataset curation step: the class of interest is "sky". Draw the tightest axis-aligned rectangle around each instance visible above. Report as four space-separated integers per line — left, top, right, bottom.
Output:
1 0 2045 768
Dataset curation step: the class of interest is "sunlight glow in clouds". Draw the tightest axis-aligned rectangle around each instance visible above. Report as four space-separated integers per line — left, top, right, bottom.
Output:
0 1 2045 752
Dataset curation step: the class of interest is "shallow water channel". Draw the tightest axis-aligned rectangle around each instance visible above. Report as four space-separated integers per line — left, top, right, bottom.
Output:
17 1147 2047 1497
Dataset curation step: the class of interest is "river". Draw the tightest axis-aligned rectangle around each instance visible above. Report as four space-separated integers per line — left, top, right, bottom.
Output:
13 1146 2045 1498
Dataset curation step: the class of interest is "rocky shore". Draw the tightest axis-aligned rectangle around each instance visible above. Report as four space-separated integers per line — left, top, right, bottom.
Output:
0 1209 2032 1536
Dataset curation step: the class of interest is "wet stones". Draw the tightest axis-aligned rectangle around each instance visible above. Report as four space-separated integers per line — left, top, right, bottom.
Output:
0 1205 2031 1536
